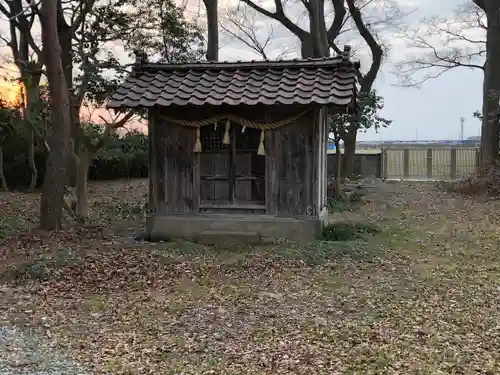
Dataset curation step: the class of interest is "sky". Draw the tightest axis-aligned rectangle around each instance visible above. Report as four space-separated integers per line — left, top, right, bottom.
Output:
0 0 485 141
211 0 485 142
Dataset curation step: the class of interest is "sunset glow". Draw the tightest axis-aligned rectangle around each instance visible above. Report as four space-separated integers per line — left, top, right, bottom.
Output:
0 64 145 132
0 64 22 107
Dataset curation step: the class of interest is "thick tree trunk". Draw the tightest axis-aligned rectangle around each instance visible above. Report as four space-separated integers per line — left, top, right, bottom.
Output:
18 44 42 191
480 2 500 166
0 146 7 191
39 0 72 231
26 76 42 191
75 146 91 218
242 0 382 179
204 0 219 61
27 128 37 189
342 131 356 178
309 0 329 57
57 6 78 187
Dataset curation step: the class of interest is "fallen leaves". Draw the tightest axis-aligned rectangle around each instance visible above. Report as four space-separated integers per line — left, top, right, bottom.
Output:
1 179 500 373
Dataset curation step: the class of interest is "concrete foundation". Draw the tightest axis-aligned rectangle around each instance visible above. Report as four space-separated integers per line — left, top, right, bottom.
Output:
147 213 322 244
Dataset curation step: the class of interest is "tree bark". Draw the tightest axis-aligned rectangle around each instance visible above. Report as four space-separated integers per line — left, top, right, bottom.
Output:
27 127 37 189
342 0 383 177
75 145 91 218
39 0 72 231
56 0 79 186
480 0 500 166
24 69 42 190
342 131 356 178
204 0 219 61
14 27 43 191
0 146 7 191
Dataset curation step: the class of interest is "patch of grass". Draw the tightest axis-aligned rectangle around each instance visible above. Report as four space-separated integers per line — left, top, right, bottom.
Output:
103 358 124 373
106 201 144 220
0 249 78 283
83 295 108 313
297 240 384 264
322 221 380 241
152 239 382 268
0 215 25 240
327 196 351 213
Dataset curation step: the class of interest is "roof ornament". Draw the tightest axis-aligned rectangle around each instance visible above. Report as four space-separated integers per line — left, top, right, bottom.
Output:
132 49 148 76
341 45 351 62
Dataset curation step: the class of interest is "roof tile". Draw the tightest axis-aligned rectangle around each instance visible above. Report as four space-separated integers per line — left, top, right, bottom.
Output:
108 58 358 108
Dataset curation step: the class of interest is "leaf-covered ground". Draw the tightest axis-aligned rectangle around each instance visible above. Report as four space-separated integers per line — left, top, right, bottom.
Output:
1 179 500 374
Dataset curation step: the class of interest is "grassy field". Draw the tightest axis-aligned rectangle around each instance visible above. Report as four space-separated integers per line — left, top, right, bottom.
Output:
1 179 500 374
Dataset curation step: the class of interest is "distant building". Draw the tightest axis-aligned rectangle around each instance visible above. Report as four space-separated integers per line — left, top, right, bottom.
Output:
466 136 480 142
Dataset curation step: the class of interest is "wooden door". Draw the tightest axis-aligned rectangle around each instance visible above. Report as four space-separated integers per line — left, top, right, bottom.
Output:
199 123 265 205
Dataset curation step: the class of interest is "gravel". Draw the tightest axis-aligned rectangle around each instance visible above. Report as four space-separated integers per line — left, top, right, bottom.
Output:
0 326 91 375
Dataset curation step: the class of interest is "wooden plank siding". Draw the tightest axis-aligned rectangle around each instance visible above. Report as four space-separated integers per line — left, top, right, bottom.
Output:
265 109 323 217
149 110 199 214
151 104 326 218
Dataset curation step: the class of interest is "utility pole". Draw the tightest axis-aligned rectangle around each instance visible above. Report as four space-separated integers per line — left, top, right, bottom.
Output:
460 117 465 143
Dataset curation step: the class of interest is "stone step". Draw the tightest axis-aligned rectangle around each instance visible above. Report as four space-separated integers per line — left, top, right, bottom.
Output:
196 230 260 246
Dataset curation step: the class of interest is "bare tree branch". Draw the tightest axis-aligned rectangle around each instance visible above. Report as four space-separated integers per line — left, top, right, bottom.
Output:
394 2 486 87
220 7 294 60
0 0 42 58
238 0 307 41
345 0 382 92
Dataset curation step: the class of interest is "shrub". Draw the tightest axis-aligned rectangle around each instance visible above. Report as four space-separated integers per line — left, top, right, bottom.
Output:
445 162 500 197
3 128 149 187
322 222 380 241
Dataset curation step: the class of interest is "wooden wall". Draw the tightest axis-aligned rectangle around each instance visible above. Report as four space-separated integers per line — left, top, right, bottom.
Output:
149 104 326 218
265 108 326 217
148 111 199 214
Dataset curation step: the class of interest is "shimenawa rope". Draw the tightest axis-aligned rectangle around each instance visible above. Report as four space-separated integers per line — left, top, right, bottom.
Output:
157 109 310 154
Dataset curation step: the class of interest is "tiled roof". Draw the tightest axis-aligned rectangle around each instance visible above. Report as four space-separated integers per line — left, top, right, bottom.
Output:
107 52 359 109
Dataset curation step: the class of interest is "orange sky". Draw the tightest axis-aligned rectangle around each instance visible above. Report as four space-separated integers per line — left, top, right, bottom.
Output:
0 65 146 133
0 65 22 106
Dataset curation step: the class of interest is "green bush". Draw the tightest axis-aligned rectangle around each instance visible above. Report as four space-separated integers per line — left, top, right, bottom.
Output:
88 131 148 180
322 222 380 241
2 127 149 187
88 150 148 180
2 130 47 189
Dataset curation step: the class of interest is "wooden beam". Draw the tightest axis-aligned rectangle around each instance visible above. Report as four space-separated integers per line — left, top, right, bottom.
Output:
403 148 410 178
450 148 457 180
148 112 159 212
426 148 433 179
228 125 236 204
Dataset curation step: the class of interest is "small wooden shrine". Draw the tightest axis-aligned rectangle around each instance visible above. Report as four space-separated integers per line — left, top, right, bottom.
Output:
108 47 359 243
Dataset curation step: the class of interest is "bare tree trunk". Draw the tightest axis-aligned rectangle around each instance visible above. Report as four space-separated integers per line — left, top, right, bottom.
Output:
342 132 356 178
342 0 383 178
28 128 37 189
75 145 90 218
56 4 78 187
39 0 72 231
309 0 329 57
204 0 219 61
480 0 500 166
17 35 42 191
0 146 7 191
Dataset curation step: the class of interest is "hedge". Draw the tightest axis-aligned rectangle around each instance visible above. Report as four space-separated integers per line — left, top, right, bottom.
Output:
2 132 148 189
